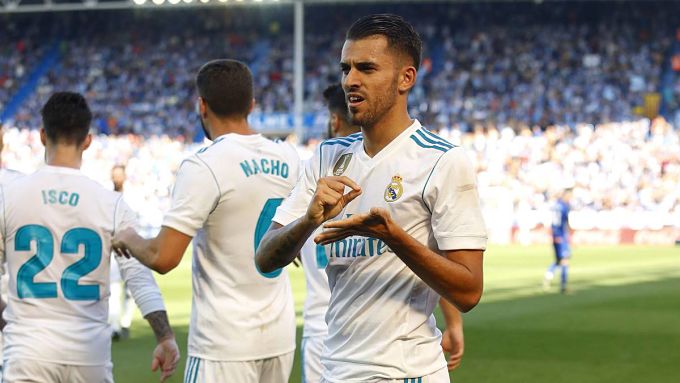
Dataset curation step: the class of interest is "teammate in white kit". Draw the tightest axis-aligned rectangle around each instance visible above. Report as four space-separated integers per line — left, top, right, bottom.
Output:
0 92 179 383
257 14 486 382
0 126 23 381
113 60 299 383
299 84 362 383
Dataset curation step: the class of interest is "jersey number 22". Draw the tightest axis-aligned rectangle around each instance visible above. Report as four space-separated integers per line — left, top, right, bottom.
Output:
15 224 102 301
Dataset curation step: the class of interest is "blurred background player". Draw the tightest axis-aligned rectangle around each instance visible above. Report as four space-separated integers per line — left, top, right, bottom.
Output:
0 92 179 383
299 84 362 383
0 125 23 381
108 164 136 340
544 189 573 294
112 59 299 383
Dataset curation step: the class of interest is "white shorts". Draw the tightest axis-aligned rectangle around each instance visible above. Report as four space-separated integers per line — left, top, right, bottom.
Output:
2 358 113 383
320 367 450 383
183 352 294 383
301 336 325 383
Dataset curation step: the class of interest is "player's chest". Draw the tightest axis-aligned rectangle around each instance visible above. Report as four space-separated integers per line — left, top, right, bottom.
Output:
326 153 431 224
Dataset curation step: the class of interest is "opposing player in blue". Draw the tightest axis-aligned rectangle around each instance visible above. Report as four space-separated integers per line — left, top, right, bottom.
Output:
544 189 573 294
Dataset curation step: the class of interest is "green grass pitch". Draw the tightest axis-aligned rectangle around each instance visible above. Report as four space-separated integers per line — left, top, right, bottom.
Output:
111 245 680 382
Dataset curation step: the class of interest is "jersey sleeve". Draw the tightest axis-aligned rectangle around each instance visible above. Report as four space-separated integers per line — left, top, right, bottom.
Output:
273 145 320 226
113 195 139 234
424 148 487 251
162 155 221 237
115 255 166 316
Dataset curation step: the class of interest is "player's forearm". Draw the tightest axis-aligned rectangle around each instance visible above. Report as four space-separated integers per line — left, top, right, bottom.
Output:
125 235 162 272
144 310 175 343
440 297 463 330
255 218 318 273
385 225 483 312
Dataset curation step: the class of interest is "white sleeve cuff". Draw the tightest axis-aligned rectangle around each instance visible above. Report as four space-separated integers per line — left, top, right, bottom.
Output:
272 207 302 227
162 216 198 237
436 234 487 251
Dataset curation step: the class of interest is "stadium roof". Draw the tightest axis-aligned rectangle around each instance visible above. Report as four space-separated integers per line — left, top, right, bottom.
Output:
0 0 588 14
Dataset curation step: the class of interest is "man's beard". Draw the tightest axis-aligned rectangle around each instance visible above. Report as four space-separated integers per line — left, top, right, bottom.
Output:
349 81 398 129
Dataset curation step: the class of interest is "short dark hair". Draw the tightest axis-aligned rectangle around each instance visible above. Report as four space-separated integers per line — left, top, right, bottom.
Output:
196 59 253 118
323 84 350 122
346 14 422 70
41 92 92 145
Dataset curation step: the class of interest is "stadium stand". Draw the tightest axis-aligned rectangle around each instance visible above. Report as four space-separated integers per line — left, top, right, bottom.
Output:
1 2 679 244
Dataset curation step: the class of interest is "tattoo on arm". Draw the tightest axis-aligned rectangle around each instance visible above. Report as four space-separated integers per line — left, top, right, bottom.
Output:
144 310 174 342
258 219 316 272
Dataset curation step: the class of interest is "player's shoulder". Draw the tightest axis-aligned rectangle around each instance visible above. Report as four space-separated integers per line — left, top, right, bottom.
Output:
407 125 457 156
0 168 24 186
318 132 364 161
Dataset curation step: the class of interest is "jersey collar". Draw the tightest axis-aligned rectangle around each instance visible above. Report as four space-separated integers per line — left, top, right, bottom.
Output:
356 119 422 166
40 165 84 176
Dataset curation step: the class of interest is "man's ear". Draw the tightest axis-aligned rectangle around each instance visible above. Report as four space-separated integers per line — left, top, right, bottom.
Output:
81 134 93 151
398 65 417 94
330 113 341 136
40 128 47 146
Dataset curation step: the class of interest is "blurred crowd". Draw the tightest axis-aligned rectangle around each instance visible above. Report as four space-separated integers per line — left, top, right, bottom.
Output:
1 2 680 234
2 2 680 138
2 116 678 233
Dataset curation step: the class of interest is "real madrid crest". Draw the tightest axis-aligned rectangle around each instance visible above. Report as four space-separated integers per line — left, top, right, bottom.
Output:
333 153 353 176
384 175 404 202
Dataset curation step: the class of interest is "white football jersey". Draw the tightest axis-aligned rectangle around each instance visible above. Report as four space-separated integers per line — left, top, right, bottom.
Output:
274 120 487 381
163 133 299 361
0 165 165 366
300 229 331 338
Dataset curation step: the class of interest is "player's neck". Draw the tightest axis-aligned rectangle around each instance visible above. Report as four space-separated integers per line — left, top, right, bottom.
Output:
45 145 82 169
361 108 413 158
210 118 256 139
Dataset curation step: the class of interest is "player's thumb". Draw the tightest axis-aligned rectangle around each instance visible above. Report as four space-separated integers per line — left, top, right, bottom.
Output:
342 189 362 205
151 356 161 372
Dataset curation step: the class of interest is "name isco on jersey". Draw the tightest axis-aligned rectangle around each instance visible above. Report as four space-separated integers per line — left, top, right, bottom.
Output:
41 189 80 207
328 236 390 258
240 158 290 179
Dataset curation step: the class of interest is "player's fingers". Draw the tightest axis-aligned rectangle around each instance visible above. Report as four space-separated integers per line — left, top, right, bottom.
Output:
151 356 160 372
340 189 362 206
315 229 354 245
323 176 361 194
323 214 363 229
335 176 361 191
317 188 343 204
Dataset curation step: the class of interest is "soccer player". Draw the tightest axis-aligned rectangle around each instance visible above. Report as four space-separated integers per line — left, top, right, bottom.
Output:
108 165 136 340
112 59 299 383
299 84 362 383
544 189 573 294
301 84 467 382
0 92 179 383
256 14 486 383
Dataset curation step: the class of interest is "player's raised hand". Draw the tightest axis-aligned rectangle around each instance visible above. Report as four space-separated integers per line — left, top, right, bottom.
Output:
315 207 392 245
306 176 362 226
151 337 180 382
441 327 464 371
